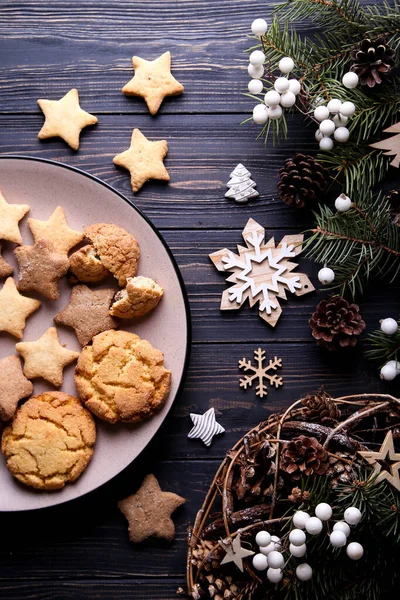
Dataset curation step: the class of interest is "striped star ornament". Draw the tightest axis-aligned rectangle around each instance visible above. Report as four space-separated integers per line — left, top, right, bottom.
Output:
188 407 225 447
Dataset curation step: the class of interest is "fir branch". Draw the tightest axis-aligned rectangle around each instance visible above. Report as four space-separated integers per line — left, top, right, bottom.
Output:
366 319 400 364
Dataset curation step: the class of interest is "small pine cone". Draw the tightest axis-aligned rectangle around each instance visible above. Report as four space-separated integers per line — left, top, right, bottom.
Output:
206 574 239 599
326 452 355 487
350 37 395 87
281 435 329 480
386 189 400 226
309 296 366 351
288 487 302 503
302 390 341 425
278 154 329 208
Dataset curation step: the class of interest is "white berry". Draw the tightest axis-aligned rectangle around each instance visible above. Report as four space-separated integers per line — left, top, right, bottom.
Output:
274 77 290 93
249 50 265 66
293 511 310 529
288 79 301 95
342 72 359 89
344 507 362 525
279 57 295 73
264 90 281 107
333 114 349 127
289 529 306 546
280 90 296 108
305 517 323 535
296 563 313 581
248 79 264 94
380 362 399 381
268 105 283 120
290 543 307 557
380 318 398 335
327 98 342 114
330 530 347 547
315 129 323 142
253 104 268 124
333 521 351 537
334 127 350 143
318 267 335 285
267 568 283 583
346 542 364 560
314 105 330 122
319 137 334 151
319 119 335 136
260 542 276 556
251 18 268 37
270 535 282 550
340 101 356 117
252 553 268 571
248 64 264 79
267 551 284 569
335 193 352 212
255 530 271 547
315 503 333 521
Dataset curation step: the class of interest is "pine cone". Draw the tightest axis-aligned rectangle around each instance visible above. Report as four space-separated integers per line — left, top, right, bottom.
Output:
205 574 239 600
281 435 329 480
350 37 395 87
386 189 400 226
302 390 341 425
309 296 366 351
326 452 354 487
278 154 329 208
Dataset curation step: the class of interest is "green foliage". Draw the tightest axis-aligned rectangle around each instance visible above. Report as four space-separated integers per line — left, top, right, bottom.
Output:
366 318 400 365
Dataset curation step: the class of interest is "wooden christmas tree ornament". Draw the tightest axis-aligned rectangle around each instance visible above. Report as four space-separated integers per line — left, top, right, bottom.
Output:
370 121 400 168
358 430 400 492
209 218 314 327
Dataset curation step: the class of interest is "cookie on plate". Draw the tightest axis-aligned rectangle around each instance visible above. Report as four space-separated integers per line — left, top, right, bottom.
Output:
0 190 30 245
0 355 33 422
14 239 69 300
28 206 84 257
110 276 164 319
1 391 96 490
0 277 41 339
69 244 109 283
75 329 171 424
84 223 140 286
0 243 13 279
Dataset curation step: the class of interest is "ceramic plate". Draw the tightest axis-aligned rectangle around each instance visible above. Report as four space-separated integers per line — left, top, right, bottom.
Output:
0 156 190 512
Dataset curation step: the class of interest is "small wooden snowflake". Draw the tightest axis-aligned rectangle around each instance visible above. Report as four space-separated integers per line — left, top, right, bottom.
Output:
239 347 283 398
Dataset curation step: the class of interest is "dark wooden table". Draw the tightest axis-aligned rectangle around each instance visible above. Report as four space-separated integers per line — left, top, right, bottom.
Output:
0 1 398 598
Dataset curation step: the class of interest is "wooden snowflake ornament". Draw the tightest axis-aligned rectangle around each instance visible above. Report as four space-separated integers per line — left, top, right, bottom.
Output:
239 348 283 398
209 218 314 327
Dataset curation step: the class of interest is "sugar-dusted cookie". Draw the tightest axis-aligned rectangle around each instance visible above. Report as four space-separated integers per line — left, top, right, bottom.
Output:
0 190 30 245
113 129 169 193
122 51 184 116
16 327 79 387
0 355 33 422
14 239 69 300
118 474 185 543
0 243 13 279
28 206 84 257
1 391 96 490
75 329 171 424
110 276 164 319
69 244 108 283
54 284 118 347
37 88 98 150
0 277 41 338
84 223 140 286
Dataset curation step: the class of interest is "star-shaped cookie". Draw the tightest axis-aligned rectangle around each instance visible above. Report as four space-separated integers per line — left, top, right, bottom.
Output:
0 243 13 278
14 239 69 300
28 206 84 257
113 129 169 193
0 277 41 338
0 355 33 422
122 51 184 115
0 190 30 245
16 327 79 387
37 88 98 150
54 284 118 346
118 474 185 543
219 534 255 572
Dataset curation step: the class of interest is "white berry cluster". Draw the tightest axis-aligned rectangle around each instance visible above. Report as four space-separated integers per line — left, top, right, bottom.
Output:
379 317 400 381
252 504 364 585
314 99 356 151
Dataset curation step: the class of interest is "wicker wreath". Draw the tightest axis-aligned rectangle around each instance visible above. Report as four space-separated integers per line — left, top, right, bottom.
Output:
186 392 400 600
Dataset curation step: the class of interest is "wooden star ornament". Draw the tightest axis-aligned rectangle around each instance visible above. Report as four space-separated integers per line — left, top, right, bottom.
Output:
113 128 169 193
219 534 255 572
358 430 400 491
118 474 185 543
37 88 98 150
122 51 184 115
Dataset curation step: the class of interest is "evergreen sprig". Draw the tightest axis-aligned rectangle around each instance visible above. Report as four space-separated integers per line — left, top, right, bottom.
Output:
366 318 400 364
304 192 400 298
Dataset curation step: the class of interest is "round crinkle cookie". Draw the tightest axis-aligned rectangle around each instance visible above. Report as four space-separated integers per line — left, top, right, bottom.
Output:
1 392 96 491
74 329 171 424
